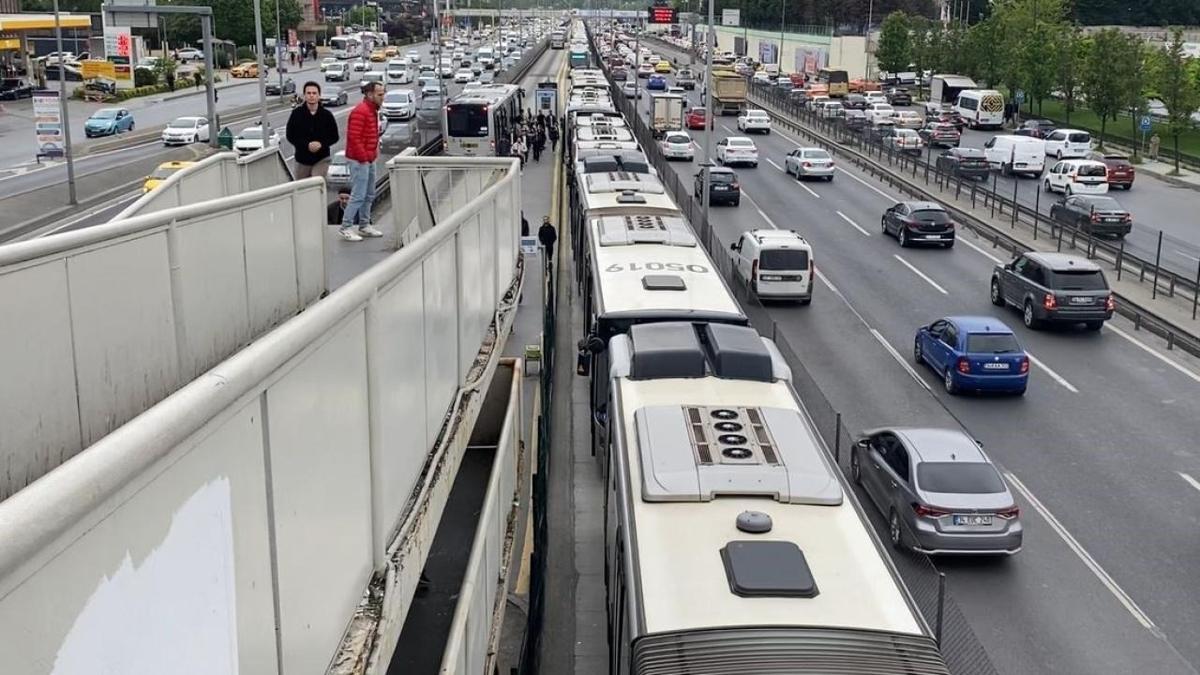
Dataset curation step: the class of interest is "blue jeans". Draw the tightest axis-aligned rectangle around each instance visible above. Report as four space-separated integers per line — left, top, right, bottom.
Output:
342 159 375 228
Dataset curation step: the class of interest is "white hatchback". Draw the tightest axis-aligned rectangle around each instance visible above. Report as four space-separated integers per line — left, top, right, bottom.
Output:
1043 128 1092 159
1044 159 1109 196
454 68 473 83
716 136 759 167
660 130 695 161
737 109 772 134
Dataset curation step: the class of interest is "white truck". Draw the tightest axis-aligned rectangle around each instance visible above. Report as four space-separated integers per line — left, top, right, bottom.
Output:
930 74 978 105
650 93 686 138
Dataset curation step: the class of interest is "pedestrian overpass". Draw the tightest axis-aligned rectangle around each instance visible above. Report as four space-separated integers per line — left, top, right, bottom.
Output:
0 147 532 674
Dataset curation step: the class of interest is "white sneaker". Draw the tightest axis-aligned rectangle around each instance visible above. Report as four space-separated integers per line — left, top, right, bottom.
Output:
339 227 362 242
358 225 383 238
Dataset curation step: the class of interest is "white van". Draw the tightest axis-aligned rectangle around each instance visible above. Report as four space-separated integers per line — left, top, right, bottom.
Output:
982 135 1045 177
476 46 496 69
1043 159 1109 195
1043 128 1092 159
731 229 814 304
385 58 411 85
954 89 1005 129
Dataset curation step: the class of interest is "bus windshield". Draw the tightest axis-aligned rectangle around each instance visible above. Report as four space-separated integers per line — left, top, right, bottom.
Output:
447 104 488 137
821 69 848 84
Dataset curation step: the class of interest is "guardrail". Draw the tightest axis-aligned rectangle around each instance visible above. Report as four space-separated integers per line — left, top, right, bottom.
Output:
115 147 293 218
0 178 327 500
438 360 526 675
0 155 524 675
746 83 1200 358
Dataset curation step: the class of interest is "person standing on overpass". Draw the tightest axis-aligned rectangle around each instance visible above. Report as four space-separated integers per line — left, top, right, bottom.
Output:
286 81 340 179
340 81 386 242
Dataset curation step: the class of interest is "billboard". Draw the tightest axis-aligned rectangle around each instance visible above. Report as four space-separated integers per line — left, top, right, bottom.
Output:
647 6 677 23
33 90 64 158
103 26 134 89
759 42 777 65
721 9 739 26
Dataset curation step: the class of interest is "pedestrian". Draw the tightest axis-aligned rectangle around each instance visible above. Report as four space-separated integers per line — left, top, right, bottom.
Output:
510 135 526 167
532 129 545 162
521 134 530 163
548 123 559 153
327 187 354 224
1149 133 1161 161
538 215 557 262
298 53 304 69
194 70 202 89
339 80 386 241
166 69 175 92
521 211 530 237
286 81 340 179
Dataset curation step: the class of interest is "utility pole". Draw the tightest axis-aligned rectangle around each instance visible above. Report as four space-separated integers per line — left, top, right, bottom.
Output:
51 0 76 205
702 0 713 230
275 0 283 98
253 0 268 129
778 0 785 73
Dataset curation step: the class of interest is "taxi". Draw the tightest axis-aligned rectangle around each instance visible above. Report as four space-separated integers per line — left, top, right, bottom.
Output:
230 61 262 78
370 48 387 62
654 60 672 74
384 45 399 57
143 160 195 193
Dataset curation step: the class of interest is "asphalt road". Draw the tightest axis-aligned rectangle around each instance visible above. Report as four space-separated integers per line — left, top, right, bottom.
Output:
635 41 1200 675
21 42 511 236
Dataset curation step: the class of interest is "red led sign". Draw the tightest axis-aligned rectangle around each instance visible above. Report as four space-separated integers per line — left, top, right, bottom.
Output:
647 6 678 23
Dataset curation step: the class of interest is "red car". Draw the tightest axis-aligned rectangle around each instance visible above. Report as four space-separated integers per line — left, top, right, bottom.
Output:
1100 154 1135 190
686 106 712 130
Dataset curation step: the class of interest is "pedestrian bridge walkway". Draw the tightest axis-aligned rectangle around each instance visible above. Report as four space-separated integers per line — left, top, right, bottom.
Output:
0 147 530 674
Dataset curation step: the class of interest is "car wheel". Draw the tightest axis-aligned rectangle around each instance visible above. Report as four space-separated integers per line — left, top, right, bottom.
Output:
881 217 889 235
990 279 1005 306
898 228 910 247
192 135 199 144
850 450 862 484
733 198 741 206
1085 320 1104 331
944 368 959 394
889 510 904 549
1023 301 1040 329
913 338 924 365
1056 149 1063 160
1044 179 1052 192
944 238 955 249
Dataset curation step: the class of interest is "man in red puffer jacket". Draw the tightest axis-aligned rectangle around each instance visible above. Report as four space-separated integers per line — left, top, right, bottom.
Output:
340 81 386 241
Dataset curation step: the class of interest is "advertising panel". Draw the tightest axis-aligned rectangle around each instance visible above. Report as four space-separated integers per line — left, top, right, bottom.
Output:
33 90 65 158
721 9 739 26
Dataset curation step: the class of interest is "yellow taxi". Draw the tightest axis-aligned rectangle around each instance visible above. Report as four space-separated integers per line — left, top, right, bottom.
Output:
230 61 261 78
143 160 195 193
370 48 387 62
384 46 399 57
654 60 672 73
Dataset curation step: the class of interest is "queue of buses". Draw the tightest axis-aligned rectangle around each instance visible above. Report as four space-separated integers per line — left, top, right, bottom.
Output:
551 20 953 675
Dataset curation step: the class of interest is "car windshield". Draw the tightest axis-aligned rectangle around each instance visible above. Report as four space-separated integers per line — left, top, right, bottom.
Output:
956 148 986 159
419 99 440 111
385 92 410 102
709 172 735 184
1049 269 1107 290
729 139 754 148
803 150 830 160
240 128 263 139
92 109 118 119
168 118 197 128
912 209 951 224
966 333 1021 353
665 134 689 144
1082 196 1122 210
149 166 183 180
1068 132 1091 143
760 249 809 270
917 462 1006 494
1077 163 1106 177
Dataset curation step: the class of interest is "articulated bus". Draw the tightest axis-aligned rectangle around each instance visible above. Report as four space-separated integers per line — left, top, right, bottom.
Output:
443 83 522 156
569 46 590 69
817 68 850 97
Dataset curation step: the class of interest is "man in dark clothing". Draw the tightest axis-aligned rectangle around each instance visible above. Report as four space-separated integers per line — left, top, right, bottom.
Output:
327 187 355 224
286 81 340 179
547 124 559 153
521 212 530 237
166 69 175 92
538 216 557 261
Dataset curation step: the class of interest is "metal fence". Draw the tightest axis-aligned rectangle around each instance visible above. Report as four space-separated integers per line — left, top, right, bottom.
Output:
604 60 1001 675
746 82 1200 357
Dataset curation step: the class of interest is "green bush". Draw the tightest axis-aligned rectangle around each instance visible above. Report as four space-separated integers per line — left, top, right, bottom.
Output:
134 68 158 87
235 46 256 62
216 52 231 69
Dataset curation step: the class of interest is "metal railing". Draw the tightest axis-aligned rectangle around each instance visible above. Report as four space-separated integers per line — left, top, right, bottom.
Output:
746 82 1200 358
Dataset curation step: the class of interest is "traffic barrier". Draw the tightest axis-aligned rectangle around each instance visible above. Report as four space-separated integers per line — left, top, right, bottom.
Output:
115 147 292 219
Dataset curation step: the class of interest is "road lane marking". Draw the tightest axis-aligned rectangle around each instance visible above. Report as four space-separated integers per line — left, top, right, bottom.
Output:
836 210 871 237
1024 352 1079 393
795 181 821 198
1004 471 1162 637
720 123 735 134
893 254 948 295
1105 324 1200 384
1179 472 1200 493
837 166 902 202
872 329 933 392
957 235 1006 264
740 190 778 230
1176 250 1200 263
766 157 787 173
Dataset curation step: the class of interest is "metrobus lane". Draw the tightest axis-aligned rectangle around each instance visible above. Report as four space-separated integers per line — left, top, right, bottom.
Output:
651 94 1200 675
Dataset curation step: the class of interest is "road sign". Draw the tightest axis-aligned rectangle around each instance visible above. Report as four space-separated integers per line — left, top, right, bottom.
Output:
721 9 740 26
1014 89 1025 105
1140 115 1152 132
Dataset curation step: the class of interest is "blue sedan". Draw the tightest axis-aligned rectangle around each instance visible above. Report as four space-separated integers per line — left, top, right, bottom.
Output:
84 107 135 138
914 316 1029 395
647 74 668 91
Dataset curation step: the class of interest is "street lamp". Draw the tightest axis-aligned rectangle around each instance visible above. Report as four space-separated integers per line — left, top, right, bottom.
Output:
253 0 269 128
51 0 77 205
701 0 713 233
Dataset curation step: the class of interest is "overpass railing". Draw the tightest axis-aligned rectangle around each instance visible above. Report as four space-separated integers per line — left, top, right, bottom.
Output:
0 155 523 675
114 147 294 219
0 177 327 500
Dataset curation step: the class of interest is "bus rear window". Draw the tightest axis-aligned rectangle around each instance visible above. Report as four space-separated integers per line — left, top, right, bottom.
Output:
447 104 487 137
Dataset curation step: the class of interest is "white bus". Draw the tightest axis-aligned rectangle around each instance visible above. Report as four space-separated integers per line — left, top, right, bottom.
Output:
329 35 362 60
443 83 522 156
550 31 566 49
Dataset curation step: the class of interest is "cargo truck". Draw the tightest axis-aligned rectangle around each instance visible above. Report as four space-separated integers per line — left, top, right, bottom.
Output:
650 93 686 138
710 71 747 115
930 74 978 104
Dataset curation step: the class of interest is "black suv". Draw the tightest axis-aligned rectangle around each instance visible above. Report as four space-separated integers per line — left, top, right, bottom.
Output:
886 87 913 106
990 252 1114 330
881 201 956 248
694 166 740 206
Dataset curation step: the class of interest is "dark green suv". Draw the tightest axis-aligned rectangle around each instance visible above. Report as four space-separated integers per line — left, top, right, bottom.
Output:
990 252 1114 330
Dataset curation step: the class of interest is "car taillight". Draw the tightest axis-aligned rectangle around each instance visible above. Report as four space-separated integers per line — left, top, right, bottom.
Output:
1106 295 1115 311
995 506 1021 520
913 503 949 518
1121 213 1132 222
751 259 758 281
1043 293 1057 310
1091 212 1101 223
730 182 740 189
957 357 971 374
802 161 812 168
1019 358 1030 374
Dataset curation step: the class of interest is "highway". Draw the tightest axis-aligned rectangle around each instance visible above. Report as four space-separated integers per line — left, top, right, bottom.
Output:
8 42 497 237
636 39 1200 675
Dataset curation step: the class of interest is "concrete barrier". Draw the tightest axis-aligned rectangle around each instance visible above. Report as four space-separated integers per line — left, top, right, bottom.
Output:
0 156 524 675
114 148 294 219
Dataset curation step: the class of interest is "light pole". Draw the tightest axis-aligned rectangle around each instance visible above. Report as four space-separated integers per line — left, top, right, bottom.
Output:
275 0 284 97
865 0 874 79
253 0 269 129
702 0 713 233
778 0 785 73
51 0 76 205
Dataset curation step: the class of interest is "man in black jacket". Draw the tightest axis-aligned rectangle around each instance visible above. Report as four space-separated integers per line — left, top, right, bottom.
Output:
287 81 340 178
538 215 557 261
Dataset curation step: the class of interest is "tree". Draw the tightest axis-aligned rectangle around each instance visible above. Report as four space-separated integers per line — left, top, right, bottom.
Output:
1082 28 1141 150
1154 29 1200 173
908 17 943 99
345 5 380 29
1053 25 1086 123
962 16 1004 87
875 11 913 76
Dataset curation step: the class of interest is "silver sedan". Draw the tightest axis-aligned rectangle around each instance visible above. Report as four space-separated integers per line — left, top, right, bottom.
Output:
850 427 1023 556
784 147 834 181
